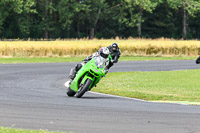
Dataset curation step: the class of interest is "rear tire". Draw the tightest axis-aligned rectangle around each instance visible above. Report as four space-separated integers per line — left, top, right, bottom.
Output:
66 87 76 97
76 79 92 98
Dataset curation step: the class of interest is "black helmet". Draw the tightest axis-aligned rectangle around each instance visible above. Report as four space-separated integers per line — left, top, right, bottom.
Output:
99 47 109 59
112 43 118 51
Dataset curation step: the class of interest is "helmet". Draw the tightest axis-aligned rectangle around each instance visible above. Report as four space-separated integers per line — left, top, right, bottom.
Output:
99 47 109 59
112 43 118 51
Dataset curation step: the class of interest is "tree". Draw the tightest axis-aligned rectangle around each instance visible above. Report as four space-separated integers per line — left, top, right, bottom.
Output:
17 0 37 38
142 1 178 38
0 0 23 37
83 0 109 39
122 0 163 37
167 0 200 39
59 0 109 39
58 0 88 38
35 0 59 39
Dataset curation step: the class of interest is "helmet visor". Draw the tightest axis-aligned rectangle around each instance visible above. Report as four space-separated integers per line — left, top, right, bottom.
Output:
100 52 108 58
112 47 117 51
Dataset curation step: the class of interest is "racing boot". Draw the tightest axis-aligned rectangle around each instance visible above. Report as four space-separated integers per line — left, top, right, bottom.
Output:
65 68 76 88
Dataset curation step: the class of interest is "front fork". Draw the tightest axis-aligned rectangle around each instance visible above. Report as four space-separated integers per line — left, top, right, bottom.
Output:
81 74 94 91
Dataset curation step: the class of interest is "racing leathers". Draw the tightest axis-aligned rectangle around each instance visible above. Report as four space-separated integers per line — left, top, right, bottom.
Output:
68 51 109 81
107 45 121 69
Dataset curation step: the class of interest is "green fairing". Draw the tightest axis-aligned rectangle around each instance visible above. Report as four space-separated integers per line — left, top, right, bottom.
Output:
70 58 106 92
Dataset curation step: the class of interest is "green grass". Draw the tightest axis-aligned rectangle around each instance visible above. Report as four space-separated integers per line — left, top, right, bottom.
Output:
93 69 200 104
0 127 69 133
120 56 196 61
0 56 196 64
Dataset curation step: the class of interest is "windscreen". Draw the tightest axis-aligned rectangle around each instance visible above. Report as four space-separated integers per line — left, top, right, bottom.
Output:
94 56 106 68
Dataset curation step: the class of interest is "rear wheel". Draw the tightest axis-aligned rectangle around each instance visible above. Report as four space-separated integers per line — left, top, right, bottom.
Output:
66 87 76 97
76 79 92 98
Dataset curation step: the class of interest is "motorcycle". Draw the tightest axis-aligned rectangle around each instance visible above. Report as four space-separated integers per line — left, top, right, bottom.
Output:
66 55 110 98
196 56 200 64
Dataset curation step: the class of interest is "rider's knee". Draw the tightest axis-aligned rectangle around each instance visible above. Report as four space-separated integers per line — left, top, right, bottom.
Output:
75 64 82 71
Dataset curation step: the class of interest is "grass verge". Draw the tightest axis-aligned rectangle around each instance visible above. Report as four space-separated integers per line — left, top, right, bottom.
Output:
0 127 69 133
0 56 196 64
93 69 200 105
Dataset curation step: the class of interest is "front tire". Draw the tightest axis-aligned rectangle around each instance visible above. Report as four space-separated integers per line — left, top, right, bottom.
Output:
196 56 200 64
66 87 76 97
76 79 92 98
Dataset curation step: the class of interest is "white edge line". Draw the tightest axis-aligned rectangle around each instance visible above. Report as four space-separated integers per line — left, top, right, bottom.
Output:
89 91 189 106
64 82 189 106
89 91 147 102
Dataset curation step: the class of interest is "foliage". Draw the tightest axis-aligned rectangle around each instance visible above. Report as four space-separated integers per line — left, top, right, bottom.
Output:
121 0 162 27
167 0 200 16
1 0 200 39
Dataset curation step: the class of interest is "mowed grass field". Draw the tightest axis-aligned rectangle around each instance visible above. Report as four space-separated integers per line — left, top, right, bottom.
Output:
0 56 196 64
0 39 200 57
93 69 200 105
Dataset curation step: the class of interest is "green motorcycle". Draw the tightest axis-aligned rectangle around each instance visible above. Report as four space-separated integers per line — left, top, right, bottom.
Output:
66 56 109 98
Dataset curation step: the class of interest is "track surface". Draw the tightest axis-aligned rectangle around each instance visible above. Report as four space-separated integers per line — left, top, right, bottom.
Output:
0 60 200 133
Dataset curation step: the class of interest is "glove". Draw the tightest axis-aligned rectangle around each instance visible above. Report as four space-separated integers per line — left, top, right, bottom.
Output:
106 70 108 74
105 68 109 75
104 67 109 75
111 60 114 63
83 56 92 62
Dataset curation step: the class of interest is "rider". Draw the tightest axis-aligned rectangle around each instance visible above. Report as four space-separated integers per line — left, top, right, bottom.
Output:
68 47 110 81
196 56 200 64
107 43 121 69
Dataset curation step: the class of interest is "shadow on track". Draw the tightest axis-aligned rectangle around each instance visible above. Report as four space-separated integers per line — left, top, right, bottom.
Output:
64 96 118 99
82 96 118 99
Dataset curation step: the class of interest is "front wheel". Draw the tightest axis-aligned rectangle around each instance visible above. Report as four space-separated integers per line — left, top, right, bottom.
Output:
76 79 92 98
196 56 200 64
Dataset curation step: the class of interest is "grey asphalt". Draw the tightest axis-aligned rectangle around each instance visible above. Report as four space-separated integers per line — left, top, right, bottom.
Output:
0 60 200 133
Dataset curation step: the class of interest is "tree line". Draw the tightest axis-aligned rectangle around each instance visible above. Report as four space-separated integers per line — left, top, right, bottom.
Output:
0 0 200 40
